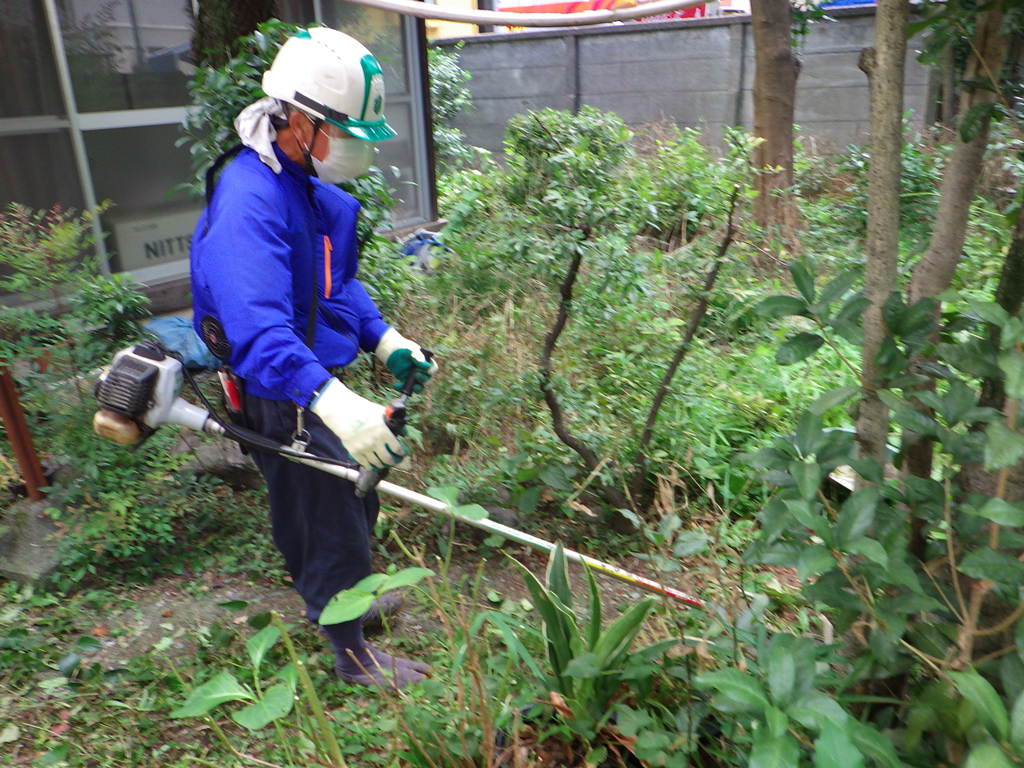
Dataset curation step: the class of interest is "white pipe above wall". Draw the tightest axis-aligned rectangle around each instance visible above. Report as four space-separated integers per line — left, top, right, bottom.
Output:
338 0 710 27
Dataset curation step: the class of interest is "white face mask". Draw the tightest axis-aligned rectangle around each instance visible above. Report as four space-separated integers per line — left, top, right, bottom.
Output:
312 135 377 185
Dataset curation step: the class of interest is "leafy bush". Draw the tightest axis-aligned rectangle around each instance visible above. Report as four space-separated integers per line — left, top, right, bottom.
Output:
829 122 948 250
428 46 481 170
739 259 1024 766
178 18 299 195
0 204 150 374
0 203 247 587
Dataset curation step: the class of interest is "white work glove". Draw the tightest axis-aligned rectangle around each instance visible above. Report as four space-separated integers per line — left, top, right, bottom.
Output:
374 328 439 393
310 379 407 470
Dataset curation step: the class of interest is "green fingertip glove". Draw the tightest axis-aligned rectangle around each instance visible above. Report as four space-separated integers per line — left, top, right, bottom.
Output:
374 328 439 392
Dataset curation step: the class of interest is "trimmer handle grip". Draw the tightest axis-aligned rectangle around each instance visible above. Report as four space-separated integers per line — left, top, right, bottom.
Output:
355 466 388 498
355 350 431 498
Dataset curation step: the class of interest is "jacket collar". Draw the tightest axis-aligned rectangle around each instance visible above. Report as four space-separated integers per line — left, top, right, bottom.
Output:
272 144 312 190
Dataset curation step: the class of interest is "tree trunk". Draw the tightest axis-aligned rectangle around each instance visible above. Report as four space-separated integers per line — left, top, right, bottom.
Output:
900 6 1008 485
854 0 909 477
907 7 1008 307
940 40 957 127
959 209 1024 505
750 0 799 232
980 210 1024 411
192 0 278 68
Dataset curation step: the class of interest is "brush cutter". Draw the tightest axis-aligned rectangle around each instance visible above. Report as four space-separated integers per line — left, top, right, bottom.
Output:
92 341 702 608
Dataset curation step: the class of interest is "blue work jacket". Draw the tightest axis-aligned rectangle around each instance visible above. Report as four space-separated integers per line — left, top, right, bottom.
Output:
191 146 390 405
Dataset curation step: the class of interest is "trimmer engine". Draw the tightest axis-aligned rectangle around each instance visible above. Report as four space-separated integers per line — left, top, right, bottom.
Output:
94 342 214 444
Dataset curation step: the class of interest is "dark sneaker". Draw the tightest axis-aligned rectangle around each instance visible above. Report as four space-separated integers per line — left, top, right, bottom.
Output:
361 590 406 628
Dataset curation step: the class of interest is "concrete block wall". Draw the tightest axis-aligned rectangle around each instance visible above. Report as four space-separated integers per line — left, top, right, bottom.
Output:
434 7 935 156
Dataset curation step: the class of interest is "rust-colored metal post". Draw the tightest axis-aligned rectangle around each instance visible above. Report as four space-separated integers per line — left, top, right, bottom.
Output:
0 368 46 501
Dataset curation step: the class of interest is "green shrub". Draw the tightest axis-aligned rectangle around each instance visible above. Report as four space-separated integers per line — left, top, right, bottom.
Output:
428 46 481 170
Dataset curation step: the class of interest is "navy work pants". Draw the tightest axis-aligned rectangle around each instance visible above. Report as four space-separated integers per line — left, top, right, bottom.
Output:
241 390 379 622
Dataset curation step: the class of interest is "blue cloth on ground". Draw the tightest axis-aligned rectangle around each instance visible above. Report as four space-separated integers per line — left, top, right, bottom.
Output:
145 316 220 370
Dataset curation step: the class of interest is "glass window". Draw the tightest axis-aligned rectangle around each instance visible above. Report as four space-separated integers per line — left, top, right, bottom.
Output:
277 0 315 25
321 2 409 96
0 131 85 212
83 124 200 273
379 102 427 225
0 0 66 119
320 5 431 225
57 0 194 113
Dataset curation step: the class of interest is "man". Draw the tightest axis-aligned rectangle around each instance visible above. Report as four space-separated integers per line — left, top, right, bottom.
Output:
190 28 436 689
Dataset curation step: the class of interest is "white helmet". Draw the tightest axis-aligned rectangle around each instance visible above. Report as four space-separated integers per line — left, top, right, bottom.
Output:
262 28 396 142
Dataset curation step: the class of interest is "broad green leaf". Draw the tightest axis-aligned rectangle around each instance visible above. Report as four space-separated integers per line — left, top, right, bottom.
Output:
846 721 901 768
170 672 253 718
1003 317 1024 347
766 706 789 738
968 300 1011 328
960 101 1004 142
789 460 822 500
950 669 1009 741
318 589 376 625
794 411 824 457
798 545 836 582
546 544 574 612
584 746 608 768
0 724 20 744
425 485 459 507
836 489 879 547
777 333 825 365
756 295 809 318
58 652 79 678
274 662 297 693
1011 687 1024 753
76 636 101 653
582 561 602 652
898 298 938 338
814 721 864 768
999 349 1024 400
564 652 602 679
381 567 435 591
218 600 248 611
985 421 1024 471
964 744 1014 768
790 260 816 303
810 386 859 416
245 626 280 673
971 498 1024 527
767 637 797 705
818 269 860 308
848 537 889 570
452 503 489 521
938 339 1003 379
877 390 941 438
33 744 70 767
834 295 870 324
231 684 295 731
784 499 831 540
593 597 654 669
849 459 883 484
943 381 978 424
750 728 800 768
353 573 390 594
672 530 709 558
694 668 770 712
959 548 1024 588
789 691 850 730
905 706 936 753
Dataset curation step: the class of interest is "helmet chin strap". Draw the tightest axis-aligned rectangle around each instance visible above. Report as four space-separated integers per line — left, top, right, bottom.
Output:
300 114 324 177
